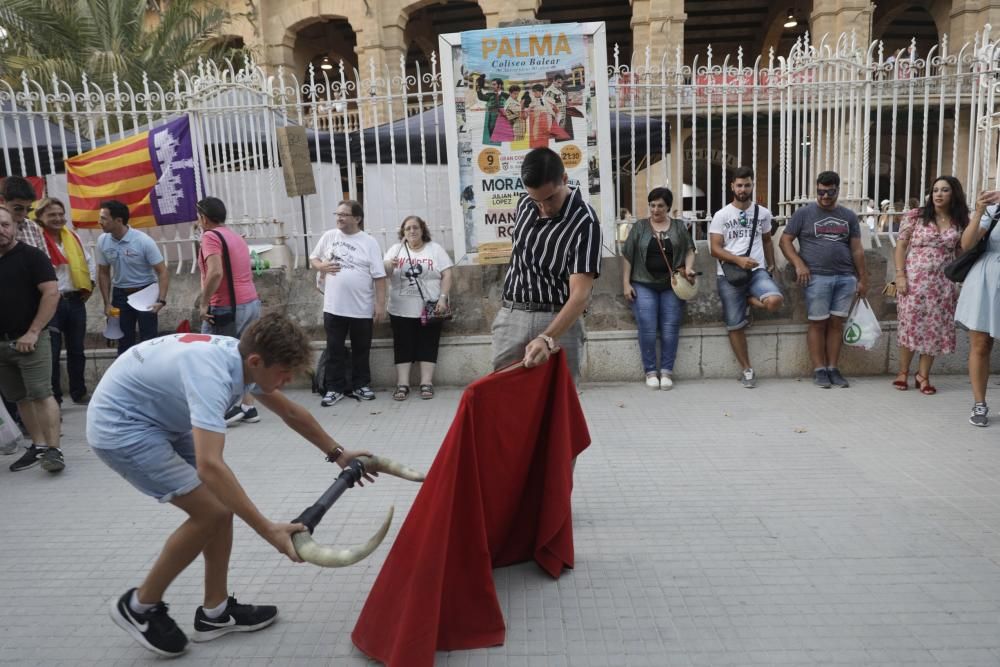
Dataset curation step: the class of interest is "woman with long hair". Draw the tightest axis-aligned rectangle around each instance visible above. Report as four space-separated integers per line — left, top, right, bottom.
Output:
892 176 968 394
954 189 1000 426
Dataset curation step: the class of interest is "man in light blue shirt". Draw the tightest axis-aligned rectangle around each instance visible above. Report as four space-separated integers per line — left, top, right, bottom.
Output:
87 314 372 657
95 200 170 355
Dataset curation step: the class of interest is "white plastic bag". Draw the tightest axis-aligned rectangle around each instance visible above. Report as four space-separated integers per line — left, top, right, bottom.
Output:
843 297 882 350
0 400 22 453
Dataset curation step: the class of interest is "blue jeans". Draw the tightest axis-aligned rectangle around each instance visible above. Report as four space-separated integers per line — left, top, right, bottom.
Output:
200 299 262 338
804 274 857 320
632 283 684 374
112 286 159 356
48 293 88 401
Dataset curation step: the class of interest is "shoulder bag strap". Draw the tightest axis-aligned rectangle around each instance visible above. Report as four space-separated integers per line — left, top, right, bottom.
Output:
402 241 429 302
651 222 676 275
205 230 236 309
742 204 760 257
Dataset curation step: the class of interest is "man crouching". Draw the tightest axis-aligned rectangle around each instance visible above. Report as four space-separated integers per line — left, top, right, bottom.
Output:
87 313 371 657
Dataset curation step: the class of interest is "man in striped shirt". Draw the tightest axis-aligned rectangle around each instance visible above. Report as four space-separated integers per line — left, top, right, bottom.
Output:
492 147 602 380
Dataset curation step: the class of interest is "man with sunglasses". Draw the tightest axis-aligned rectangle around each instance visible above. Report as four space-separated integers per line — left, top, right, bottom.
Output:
2 176 47 257
1 176 47 447
780 171 868 388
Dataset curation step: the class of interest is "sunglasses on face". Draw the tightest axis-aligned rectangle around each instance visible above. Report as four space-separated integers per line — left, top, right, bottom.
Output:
817 188 838 197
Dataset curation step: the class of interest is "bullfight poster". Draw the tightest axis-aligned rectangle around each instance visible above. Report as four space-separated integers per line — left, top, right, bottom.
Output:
440 22 613 264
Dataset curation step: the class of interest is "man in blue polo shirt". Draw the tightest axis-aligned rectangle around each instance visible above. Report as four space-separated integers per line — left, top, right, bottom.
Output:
95 200 170 355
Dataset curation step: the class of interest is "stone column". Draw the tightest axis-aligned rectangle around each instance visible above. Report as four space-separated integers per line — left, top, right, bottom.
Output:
481 0 536 28
631 0 686 66
810 0 875 48
948 3 1000 45
354 19 409 127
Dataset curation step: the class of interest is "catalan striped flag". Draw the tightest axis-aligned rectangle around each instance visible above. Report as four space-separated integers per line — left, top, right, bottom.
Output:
66 116 198 228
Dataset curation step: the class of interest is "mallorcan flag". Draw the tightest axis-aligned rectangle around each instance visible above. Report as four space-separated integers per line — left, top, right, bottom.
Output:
66 116 198 228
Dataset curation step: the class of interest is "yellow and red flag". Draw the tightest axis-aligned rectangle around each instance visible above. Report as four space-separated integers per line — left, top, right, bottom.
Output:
66 116 198 228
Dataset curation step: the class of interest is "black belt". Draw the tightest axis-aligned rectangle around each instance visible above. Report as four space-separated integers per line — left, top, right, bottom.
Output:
60 291 84 300
501 300 563 313
118 283 154 295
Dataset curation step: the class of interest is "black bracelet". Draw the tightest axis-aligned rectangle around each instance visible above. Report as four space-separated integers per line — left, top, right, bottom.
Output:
325 447 344 463
155 299 166 305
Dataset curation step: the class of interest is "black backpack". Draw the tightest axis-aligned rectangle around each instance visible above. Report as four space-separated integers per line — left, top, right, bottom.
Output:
311 349 328 395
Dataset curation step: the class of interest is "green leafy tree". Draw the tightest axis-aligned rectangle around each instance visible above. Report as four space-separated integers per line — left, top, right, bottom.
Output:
0 0 238 90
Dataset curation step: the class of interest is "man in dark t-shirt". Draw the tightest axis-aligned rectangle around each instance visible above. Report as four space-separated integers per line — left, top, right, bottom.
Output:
0 205 64 473
780 171 868 389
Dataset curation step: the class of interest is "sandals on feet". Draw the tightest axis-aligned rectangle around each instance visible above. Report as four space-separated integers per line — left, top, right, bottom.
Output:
914 373 937 395
419 384 435 400
392 385 410 401
892 372 909 391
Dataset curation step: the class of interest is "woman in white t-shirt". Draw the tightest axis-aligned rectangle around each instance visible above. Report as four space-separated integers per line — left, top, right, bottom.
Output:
383 216 454 400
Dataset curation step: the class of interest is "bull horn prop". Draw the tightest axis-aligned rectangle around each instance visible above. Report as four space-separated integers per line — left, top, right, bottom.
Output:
291 456 425 567
355 454 426 482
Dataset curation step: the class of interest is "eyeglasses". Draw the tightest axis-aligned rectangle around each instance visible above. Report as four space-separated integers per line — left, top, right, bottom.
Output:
817 188 838 198
9 204 33 214
335 212 356 219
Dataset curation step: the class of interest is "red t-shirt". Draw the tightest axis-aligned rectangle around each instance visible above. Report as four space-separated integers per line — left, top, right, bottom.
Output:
198 226 258 307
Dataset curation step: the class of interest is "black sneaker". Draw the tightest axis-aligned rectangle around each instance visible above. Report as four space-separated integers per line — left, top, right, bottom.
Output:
240 407 260 423
827 367 850 388
813 369 832 388
109 589 188 657
39 447 65 473
191 596 278 642
9 445 42 472
224 404 245 425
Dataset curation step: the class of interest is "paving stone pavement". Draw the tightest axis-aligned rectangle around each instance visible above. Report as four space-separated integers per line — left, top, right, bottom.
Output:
2 374 1000 666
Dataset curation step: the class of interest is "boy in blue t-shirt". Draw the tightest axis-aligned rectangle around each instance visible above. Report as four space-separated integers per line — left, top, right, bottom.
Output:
87 314 372 657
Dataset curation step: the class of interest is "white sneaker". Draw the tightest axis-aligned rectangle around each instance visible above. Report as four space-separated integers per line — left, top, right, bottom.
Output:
659 374 674 390
645 375 660 389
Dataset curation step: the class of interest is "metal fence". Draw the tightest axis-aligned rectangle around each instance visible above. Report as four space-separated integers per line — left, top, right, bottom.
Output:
2 26 1000 270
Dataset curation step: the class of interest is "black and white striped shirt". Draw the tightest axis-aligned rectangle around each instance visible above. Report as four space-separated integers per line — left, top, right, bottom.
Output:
501 186 602 305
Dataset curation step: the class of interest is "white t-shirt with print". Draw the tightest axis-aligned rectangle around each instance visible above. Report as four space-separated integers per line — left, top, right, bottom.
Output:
708 203 773 276
383 241 454 318
309 228 386 318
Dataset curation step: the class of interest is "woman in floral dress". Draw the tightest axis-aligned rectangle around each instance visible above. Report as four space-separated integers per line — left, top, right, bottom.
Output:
892 176 969 394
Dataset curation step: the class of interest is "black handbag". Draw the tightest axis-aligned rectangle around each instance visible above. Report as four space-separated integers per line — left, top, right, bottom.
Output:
944 207 1000 283
721 204 759 287
202 230 238 336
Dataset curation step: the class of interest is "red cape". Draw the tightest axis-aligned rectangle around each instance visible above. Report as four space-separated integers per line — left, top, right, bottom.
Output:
352 352 591 666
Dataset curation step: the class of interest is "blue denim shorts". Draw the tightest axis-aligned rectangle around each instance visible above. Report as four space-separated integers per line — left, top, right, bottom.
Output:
804 274 857 320
92 432 201 503
717 270 783 330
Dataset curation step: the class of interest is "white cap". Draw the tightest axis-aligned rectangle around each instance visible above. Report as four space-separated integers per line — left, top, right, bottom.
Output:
880 199 890 207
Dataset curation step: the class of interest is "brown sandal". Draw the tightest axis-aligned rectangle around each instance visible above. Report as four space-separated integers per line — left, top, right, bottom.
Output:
392 385 410 401
892 372 909 391
419 384 434 400
914 373 936 395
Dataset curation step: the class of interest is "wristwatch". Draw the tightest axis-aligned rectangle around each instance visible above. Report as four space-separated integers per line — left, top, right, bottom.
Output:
536 334 556 351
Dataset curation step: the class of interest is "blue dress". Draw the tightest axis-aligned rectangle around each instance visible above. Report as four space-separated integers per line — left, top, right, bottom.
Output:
954 205 1000 337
